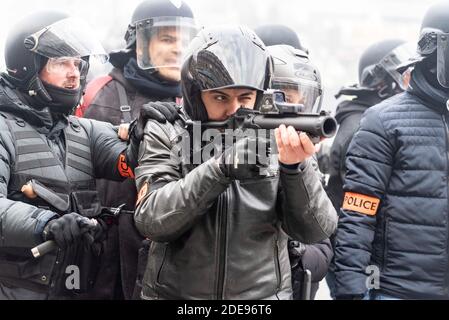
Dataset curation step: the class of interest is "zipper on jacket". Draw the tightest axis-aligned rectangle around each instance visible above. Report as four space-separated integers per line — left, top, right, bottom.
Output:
273 238 282 297
441 114 449 295
382 217 390 271
216 189 229 300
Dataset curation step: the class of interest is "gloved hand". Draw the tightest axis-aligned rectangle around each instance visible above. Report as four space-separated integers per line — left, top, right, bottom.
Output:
126 102 181 169
288 240 307 269
129 101 181 144
142 101 181 124
217 135 270 180
42 212 90 250
78 218 107 246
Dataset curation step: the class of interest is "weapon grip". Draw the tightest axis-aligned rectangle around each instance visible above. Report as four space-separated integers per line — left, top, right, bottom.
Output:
31 240 58 258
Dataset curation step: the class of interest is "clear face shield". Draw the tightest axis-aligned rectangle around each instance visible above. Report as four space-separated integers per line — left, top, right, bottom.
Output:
416 28 449 88
135 16 197 74
44 57 89 86
271 77 322 113
361 42 415 90
436 33 449 88
24 17 108 63
379 42 416 90
24 17 108 83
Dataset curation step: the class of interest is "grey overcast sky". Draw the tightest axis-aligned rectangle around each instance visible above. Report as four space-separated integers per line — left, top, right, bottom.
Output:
0 0 441 110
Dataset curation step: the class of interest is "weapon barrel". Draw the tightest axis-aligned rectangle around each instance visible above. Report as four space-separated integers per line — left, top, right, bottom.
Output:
250 114 337 138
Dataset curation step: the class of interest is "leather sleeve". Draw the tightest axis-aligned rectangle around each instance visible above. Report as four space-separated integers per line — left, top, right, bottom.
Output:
278 158 338 244
134 120 231 243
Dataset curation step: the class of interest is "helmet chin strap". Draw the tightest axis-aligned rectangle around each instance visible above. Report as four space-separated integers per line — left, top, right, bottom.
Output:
27 75 53 103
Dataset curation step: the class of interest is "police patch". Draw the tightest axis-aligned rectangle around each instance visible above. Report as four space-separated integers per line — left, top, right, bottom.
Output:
118 154 135 179
343 192 380 216
136 182 149 206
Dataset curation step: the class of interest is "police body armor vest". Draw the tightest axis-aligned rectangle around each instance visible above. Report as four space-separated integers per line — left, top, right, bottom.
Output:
0 85 102 297
3 113 98 215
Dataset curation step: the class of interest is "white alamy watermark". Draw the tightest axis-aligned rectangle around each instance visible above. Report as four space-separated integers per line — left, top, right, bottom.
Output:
170 125 279 167
365 265 380 290
65 265 80 290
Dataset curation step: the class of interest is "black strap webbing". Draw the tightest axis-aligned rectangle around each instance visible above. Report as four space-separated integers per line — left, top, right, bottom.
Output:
17 158 60 171
66 133 89 147
17 144 50 155
115 82 132 124
69 146 91 161
67 158 93 176
15 131 41 140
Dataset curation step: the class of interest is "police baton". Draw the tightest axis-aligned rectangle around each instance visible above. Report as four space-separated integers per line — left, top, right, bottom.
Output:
31 218 98 258
31 240 58 258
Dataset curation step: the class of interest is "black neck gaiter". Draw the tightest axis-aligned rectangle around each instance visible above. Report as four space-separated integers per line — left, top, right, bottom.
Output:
408 63 449 114
123 58 181 98
42 81 83 115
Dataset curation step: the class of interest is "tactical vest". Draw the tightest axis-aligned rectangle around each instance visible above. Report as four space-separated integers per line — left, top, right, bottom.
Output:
3 113 98 214
0 106 102 297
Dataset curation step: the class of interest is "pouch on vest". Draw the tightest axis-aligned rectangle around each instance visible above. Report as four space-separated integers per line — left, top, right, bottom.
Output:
49 241 102 298
70 190 102 218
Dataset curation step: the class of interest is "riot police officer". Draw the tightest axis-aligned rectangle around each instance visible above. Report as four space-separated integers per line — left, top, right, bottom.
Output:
0 10 146 300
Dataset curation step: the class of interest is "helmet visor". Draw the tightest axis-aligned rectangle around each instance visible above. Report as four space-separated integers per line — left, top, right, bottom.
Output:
194 33 270 92
379 42 415 90
25 17 108 64
272 77 322 113
437 33 449 88
136 16 198 70
45 57 89 84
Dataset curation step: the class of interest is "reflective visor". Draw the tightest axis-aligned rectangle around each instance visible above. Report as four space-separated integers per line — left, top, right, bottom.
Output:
437 33 449 88
379 42 415 90
196 34 269 92
272 77 322 113
24 17 108 64
135 16 197 70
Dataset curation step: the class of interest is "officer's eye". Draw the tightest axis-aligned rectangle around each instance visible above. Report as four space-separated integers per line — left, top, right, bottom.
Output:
213 95 227 102
160 36 175 44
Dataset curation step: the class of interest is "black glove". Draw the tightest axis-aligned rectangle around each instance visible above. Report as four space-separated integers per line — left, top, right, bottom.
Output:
43 212 90 250
78 218 107 245
142 101 181 124
218 135 270 180
288 240 307 270
129 101 180 144
127 102 181 169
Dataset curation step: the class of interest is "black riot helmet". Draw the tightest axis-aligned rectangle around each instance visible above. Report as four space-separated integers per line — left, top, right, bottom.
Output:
358 39 413 91
336 39 413 99
125 0 196 47
5 11 69 87
110 0 197 69
254 24 309 53
119 0 197 72
3 10 108 112
181 25 273 122
268 45 322 113
412 1 449 88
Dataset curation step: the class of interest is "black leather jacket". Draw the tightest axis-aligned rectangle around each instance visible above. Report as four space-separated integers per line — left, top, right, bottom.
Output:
134 116 337 300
